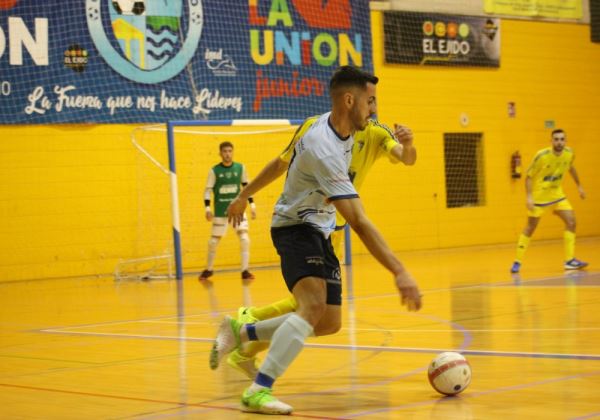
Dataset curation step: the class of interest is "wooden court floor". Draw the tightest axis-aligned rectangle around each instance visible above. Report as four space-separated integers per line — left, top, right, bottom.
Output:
1 237 599 419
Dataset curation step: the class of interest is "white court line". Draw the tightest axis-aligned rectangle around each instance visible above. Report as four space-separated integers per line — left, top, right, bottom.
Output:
39 328 600 360
40 329 212 342
137 320 212 325
44 316 600 334
340 327 600 333
134 320 600 333
39 316 214 331
36 272 600 332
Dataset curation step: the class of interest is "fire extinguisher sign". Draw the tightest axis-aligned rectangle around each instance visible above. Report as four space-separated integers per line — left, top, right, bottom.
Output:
511 151 522 179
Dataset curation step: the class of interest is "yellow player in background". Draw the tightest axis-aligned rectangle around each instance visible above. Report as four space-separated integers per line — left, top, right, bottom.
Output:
224 117 417 378
511 128 587 274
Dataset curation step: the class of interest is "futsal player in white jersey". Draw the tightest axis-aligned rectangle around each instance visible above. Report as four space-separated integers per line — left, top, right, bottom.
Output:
209 66 423 414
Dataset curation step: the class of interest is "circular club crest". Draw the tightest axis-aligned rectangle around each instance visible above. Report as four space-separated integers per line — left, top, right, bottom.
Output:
86 0 203 83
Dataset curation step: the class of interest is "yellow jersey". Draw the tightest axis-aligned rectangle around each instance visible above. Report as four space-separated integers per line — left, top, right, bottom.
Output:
527 146 574 204
280 117 400 225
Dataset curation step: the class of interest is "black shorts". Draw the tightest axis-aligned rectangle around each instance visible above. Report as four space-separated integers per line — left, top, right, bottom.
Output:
271 224 342 305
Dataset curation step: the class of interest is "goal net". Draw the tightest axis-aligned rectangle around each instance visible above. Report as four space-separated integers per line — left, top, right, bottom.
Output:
116 120 301 281
1 1 373 124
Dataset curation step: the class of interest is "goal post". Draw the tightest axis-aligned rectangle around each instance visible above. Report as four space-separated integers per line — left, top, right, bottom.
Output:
122 119 308 281
165 119 303 280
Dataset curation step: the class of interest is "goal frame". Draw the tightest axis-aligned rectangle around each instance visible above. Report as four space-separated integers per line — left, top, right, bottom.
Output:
166 119 303 280
128 119 353 281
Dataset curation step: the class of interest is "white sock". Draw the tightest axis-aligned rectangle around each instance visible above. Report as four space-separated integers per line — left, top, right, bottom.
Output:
250 313 292 341
206 236 219 270
239 231 250 271
259 314 314 380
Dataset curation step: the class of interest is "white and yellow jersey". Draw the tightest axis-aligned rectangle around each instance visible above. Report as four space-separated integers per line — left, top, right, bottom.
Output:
279 115 319 163
348 120 400 191
527 146 574 204
280 118 399 190
280 118 400 227
272 112 357 238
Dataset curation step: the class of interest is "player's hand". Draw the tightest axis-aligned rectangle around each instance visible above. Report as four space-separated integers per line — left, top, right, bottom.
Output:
227 196 248 227
394 270 422 312
526 196 535 212
394 124 414 146
578 186 586 199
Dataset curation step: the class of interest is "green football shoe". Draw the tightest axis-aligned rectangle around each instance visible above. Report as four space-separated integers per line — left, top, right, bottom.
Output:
237 306 258 324
209 316 241 370
226 306 261 378
241 388 293 415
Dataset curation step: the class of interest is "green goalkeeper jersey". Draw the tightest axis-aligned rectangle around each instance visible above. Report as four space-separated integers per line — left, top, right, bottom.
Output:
206 162 247 217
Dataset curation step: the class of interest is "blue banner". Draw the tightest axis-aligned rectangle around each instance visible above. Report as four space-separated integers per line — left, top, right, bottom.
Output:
0 0 373 123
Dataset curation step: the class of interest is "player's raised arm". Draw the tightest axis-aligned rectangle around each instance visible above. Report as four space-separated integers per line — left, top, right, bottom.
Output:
392 123 417 165
227 117 317 226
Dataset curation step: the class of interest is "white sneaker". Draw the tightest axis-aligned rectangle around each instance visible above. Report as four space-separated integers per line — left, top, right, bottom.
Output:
209 316 241 370
241 388 293 414
564 258 588 270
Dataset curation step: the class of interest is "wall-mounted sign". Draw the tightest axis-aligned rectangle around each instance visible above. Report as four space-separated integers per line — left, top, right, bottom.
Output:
384 11 500 67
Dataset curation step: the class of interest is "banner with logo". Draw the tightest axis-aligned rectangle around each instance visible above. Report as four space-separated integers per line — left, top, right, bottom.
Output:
0 0 373 124
384 11 500 67
484 0 583 19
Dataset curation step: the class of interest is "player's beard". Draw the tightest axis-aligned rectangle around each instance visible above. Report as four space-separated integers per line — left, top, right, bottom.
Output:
350 107 368 132
553 144 564 153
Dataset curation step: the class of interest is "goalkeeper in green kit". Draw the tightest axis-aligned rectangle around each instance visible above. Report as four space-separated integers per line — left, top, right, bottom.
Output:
199 141 256 285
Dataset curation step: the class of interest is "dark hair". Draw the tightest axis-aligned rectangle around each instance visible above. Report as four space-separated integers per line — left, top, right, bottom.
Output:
551 129 565 137
329 66 378 94
219 141 233 150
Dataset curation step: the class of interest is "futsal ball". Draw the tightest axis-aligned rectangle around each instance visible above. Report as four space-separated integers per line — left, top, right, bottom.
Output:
427 352 471 396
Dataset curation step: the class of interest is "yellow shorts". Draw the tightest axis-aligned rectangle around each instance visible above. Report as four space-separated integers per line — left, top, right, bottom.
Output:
528 198 573 218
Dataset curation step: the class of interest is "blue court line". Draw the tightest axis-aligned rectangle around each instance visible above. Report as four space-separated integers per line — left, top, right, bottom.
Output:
571 413 600 420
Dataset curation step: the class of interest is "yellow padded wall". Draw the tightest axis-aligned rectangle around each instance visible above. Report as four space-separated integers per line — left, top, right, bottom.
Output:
0 125 138 281
350 13 600 255
1 14 599 281
0 124 290 282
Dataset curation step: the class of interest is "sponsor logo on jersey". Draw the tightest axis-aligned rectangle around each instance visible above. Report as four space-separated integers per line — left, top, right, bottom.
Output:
219 184 238 194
